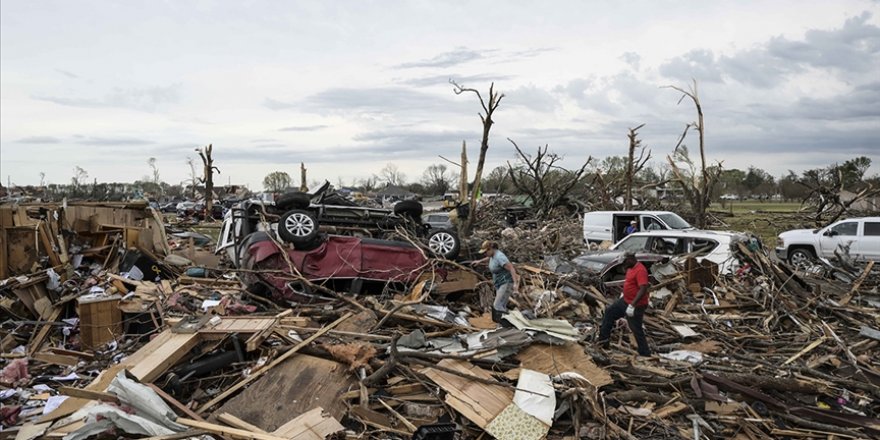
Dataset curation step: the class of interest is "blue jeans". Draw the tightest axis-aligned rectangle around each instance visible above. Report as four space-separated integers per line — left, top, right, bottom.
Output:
598 298 650 356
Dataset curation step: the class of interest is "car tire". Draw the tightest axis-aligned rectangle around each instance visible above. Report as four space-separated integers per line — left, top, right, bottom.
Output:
394 200 423 222
787 247 815 267
275 192 311 211
278 209 320 248
427 229 461 259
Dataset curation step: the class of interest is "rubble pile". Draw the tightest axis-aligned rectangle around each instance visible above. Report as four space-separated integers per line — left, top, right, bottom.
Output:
470 202 585 262
0 201 878 439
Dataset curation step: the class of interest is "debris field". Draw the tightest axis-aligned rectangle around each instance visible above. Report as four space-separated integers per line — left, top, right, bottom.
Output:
0 200 878 440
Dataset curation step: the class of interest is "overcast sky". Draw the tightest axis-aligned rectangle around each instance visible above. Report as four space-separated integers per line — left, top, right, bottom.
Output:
2 1 878 189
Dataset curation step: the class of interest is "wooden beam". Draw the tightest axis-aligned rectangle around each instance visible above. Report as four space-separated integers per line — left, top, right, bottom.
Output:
216 413 269 434
28 307 62 356
177 418 288 440
57 387 119 404
197 312 353 413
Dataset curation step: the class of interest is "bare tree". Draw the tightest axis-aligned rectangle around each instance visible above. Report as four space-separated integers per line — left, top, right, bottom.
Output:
799 167 880 226
186 157 198 198
71 166 88 188
359 174 380 192
507 139 592 215
663 80 720 228
624 124 651 210
451 79 504 234
422 164 452 195
196 144 220 217
263 171 292 193
380 163 406 186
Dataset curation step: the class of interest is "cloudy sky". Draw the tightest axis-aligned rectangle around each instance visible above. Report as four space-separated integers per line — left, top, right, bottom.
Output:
1 1 878 189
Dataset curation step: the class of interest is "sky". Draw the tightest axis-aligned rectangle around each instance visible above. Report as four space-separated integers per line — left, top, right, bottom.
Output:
1 0 879 190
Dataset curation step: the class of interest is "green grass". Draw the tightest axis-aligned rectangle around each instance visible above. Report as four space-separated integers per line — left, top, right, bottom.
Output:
707 201 807 245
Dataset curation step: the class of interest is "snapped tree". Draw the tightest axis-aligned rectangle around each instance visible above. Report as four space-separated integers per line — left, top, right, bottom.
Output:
664 80 721 228
506 139 592 215
451 79 503 234
196 144 219 218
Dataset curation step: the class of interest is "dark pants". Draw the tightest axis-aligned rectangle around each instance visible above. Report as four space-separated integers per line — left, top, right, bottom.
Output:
598 298 650 356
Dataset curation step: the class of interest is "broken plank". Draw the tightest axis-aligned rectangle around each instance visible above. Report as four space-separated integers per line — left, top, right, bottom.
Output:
28 306 62 356
783 337 827 366
273 407 345 440
217 413 269 434
57 387 118 403
177 419 288 440
32 352 78 367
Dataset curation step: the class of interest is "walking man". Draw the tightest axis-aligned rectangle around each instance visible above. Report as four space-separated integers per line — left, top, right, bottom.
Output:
472 240 519 323
598 251 651 356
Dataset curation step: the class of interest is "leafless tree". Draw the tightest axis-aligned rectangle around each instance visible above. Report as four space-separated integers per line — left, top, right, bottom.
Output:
186 157 198 198
663 80 720 228
196 144 220 216
624 124 651 210
380 163 406 186
359 174 380 192
799 168 880 226
451 79 504 234
507 139 592 215
422 164 453 195
263 171 292 193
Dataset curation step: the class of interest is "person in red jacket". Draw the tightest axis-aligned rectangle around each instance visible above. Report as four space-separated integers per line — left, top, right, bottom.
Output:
597 251 651 356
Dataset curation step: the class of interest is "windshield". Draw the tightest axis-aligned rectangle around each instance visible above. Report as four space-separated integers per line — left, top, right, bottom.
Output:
658 213 691 229
614 235 649 252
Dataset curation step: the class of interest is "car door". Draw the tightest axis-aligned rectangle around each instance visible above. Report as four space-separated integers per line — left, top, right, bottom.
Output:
818 220 859 259
641 215 664 231
860 221 880 260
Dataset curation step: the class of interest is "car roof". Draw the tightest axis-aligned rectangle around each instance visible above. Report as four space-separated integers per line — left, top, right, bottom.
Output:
620 229 745 240
585 210 682 215
837 217 880 221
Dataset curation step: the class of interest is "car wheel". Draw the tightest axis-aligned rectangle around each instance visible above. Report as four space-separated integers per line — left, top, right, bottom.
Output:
394 200 423 222
427 229 460 259
275 191 311 211
278 209 320 248
787 248 814 267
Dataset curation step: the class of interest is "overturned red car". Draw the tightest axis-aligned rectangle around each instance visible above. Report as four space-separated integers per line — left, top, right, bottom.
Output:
241 232 428 302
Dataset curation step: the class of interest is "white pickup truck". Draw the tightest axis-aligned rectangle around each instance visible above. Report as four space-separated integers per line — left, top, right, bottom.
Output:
775 217 880 265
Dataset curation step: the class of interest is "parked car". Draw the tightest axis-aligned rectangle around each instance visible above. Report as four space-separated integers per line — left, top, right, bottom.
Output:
160 202 179 213
775 217 880 266
582 210 693 244
423 212 454 231
573 230 747 293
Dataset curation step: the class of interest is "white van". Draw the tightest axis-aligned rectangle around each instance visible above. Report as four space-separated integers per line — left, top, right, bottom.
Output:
583 211 693 244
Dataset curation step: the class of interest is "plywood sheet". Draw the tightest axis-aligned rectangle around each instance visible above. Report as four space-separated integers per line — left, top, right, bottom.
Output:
517 343 613 388
422 359 514 429
215 354 355 432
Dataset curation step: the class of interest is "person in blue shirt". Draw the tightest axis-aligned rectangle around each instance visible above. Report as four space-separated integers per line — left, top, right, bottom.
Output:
624 220 639 236
471 240 519 324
